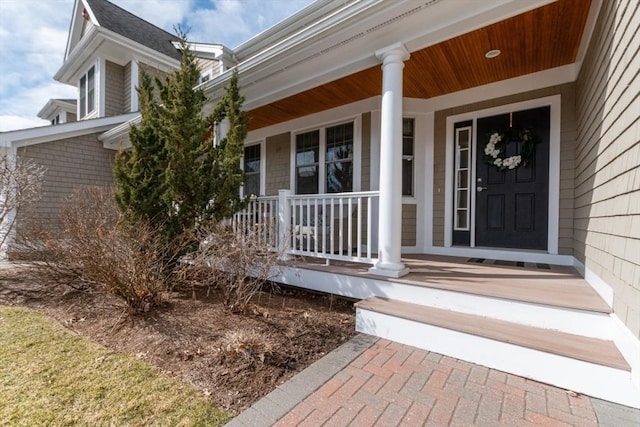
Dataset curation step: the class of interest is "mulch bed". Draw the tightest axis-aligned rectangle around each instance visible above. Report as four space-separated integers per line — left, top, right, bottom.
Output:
0 264 355 414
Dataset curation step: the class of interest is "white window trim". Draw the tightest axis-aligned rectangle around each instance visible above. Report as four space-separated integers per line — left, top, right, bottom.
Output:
401 115 417 202
130 60 139 112
241 140 265 197
453 125 472 231
78 60 99 119
289 116 361 194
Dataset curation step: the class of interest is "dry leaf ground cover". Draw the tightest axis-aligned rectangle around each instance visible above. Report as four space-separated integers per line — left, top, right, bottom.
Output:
0 263 355 420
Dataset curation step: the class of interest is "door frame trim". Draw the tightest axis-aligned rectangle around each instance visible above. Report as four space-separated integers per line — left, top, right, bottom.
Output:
444 95 561 254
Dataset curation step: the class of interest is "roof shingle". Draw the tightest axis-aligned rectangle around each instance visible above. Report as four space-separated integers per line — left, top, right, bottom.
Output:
85 0 181 60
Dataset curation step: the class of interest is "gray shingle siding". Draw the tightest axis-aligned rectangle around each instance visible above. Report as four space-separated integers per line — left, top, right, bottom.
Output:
575 0 640 338
16 133 115 231
105 60 125 117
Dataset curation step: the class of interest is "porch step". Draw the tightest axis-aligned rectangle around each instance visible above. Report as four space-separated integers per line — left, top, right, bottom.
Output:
280 260 615 339
356 297 640 408
356 297 628 369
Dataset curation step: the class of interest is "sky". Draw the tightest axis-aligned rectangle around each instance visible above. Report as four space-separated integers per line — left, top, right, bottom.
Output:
0 0 315 132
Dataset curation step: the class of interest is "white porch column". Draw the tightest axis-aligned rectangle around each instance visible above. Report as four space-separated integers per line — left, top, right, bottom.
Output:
277 189 293 261
369 43 410 278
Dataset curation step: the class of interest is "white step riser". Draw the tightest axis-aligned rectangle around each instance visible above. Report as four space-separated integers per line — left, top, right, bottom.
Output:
356 309 640 409
274 266 613 338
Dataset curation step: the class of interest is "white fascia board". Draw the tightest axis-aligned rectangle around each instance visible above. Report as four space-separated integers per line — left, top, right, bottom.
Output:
64 0 84 60
81 0 99 24
55 25 101 84
37 99 77 120
202 0 385 96
172 41 230 60
56 26 180 84
100 28 180 71
0 113 138 149
99 114 142 149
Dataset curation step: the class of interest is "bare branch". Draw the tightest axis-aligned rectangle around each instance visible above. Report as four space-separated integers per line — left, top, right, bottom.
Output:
0 153 46 253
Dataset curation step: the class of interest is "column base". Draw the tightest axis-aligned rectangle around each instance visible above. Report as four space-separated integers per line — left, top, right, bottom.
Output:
278 253 294 262
368 263 410 278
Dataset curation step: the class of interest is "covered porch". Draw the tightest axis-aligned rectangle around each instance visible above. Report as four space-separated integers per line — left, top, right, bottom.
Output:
230 191 637 408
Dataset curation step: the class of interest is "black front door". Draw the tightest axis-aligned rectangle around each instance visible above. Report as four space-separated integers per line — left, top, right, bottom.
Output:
474 106 550 250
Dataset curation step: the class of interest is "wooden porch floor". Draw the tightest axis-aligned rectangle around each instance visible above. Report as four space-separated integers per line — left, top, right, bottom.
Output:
292 254 611 313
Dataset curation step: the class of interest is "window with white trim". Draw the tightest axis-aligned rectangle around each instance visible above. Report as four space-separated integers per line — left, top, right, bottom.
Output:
454 126 472 230
79 66 95 118
295 122 354 194
243 144 261 196
402 118 414 196
295 130 320 194
325 122 353 193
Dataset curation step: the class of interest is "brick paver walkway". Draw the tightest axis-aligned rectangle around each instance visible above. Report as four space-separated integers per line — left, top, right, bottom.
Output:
276 339 599 426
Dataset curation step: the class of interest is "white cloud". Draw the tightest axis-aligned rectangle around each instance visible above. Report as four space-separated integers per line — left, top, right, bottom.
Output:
187 0 314 48
0 116 49 133
0 82 76 132
0 0 74 131
109 0 193 32
0 0 314 132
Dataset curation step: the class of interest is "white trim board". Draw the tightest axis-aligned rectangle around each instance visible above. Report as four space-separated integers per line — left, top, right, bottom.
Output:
246 97 380 142
423 245 575 266
444 95 561 255
0 113 138 148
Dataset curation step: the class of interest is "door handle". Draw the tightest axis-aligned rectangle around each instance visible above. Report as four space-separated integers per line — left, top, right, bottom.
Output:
477 186 488 192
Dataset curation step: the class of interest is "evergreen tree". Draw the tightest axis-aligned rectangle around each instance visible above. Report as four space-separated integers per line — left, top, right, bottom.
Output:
206 71 247 222
114 36 247 246
114 72 167 229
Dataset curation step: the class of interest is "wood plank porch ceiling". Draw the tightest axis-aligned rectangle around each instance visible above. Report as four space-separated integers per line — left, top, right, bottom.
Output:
246 0 590 131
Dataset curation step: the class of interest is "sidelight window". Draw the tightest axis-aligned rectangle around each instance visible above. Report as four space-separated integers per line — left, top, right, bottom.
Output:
454 126 472 230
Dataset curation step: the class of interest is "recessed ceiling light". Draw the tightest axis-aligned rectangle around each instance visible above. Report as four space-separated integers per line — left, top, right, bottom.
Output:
485 49 501 58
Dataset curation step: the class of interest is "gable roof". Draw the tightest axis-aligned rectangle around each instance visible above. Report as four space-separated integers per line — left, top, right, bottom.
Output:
84 0 181 60
37 99 78 120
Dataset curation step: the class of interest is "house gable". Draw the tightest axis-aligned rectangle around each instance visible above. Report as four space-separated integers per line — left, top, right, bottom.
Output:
65 0 180 62
37 99 78 125
56 0 184 121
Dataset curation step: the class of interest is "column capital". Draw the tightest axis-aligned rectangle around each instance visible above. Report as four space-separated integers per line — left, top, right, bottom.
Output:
375 43 410 64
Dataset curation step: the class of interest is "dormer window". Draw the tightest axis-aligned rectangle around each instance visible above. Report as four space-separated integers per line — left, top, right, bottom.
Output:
79 66 95 118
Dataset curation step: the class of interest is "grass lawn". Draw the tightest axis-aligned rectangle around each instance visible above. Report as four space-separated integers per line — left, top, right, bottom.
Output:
0 306 229 427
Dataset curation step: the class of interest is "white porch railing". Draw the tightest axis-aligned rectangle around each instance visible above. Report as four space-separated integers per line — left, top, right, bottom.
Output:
231 195 279 250
232 190 379 264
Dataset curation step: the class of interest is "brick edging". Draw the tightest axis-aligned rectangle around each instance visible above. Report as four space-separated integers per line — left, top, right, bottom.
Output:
226 333 378 426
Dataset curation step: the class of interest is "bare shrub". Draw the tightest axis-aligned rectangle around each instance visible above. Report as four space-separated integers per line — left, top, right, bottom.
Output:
0 153 46 256
17 186 282 314
19 186 183 313
217 329 273 366
182 221 281 313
